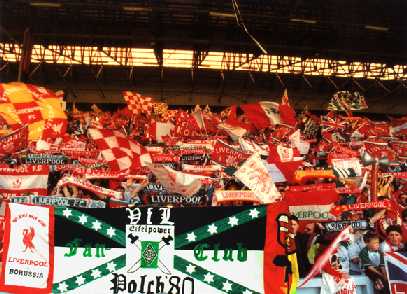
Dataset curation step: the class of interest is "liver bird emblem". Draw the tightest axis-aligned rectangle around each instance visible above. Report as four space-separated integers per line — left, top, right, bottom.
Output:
22 227 35 253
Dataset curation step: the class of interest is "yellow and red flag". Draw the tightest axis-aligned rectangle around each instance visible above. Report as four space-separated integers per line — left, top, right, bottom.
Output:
0 82 67 141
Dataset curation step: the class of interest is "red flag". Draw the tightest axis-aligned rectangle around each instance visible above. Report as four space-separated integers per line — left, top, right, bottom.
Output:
122 91 154 116
172 111 202 137
264 201 299 294
226 105 256 132
279 89 297 127
41 118 68 141
147 121 174 143
211 140 250 166
268 144 303 183
88 128 151 172
240 101 281 129
284 185 340 223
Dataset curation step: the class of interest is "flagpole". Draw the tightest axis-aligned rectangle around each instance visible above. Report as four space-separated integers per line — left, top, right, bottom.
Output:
370 160 378 202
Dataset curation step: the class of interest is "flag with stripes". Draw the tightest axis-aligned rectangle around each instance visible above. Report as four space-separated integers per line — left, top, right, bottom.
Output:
384 251 407 294
333 167 357 179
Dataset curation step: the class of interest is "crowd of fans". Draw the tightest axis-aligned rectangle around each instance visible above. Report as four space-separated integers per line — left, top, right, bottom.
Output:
0 87 406 292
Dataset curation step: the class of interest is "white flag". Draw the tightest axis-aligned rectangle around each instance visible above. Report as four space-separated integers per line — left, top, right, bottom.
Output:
148 164 207 196
0 203 54 293
235 153 281 203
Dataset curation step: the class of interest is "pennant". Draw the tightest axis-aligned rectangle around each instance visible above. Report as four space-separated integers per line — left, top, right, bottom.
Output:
235 153 281 203
191 108 205 130
172 111 202 137
268 144 304 183
265 163 287 183
211 140 250 166
0 165 49 197
0 203 54 293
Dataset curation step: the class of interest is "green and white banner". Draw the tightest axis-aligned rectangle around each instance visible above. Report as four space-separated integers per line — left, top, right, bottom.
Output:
52 206 268 293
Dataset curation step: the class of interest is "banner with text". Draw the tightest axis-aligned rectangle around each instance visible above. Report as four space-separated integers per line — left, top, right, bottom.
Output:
51 206 274 294
0 203 54 293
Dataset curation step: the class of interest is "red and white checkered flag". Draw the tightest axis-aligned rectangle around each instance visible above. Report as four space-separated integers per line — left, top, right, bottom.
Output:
122 91 154 116
88 128 151 171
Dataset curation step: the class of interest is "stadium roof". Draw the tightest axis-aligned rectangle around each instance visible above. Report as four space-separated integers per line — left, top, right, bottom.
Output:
2 0 407 63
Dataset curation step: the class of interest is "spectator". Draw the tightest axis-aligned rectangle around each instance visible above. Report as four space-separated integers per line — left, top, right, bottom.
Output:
122 178 148 205
304 222 323 265
359 233 389 293
370 196 402 240
347 229 365 275
380 225 405 253
398 193 407 210
289 215 311 278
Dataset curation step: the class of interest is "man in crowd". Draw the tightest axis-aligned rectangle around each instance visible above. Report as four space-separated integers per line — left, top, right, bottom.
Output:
289 215 311 278
380 225 405 253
